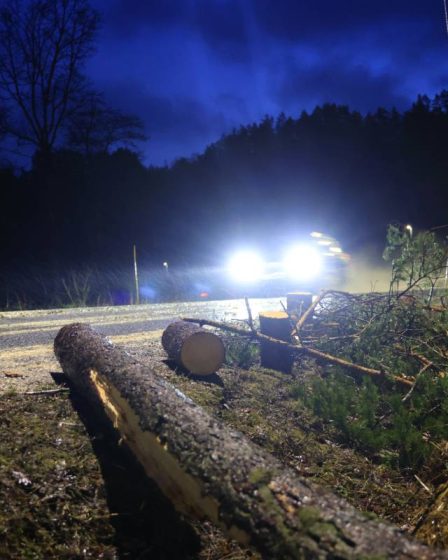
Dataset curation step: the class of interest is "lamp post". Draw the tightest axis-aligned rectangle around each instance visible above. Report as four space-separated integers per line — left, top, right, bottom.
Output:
163 261 169 273
405 224 413 238
133 244 140 305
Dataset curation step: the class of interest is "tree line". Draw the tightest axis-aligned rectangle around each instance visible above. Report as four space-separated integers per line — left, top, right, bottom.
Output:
1 1 448 307
2 92 448 268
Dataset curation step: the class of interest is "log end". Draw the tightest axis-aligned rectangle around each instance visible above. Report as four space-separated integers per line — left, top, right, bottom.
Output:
259 311 289 320
181 331 225 375
162 321 225 376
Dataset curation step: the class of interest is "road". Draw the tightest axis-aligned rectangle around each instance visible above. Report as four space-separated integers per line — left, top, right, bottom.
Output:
0 297 285 393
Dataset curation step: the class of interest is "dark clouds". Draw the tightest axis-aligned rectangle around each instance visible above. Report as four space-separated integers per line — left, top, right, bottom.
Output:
273 57 409 113
99 74 246 163
88 0 448 165
253 0 443 41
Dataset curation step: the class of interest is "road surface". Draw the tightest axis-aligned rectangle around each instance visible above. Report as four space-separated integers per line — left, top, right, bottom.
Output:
0 298 285 394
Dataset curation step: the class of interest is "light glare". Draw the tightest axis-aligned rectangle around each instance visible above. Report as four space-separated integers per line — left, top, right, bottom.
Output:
283 245 322 280
227 251 265 282
329 246 342 253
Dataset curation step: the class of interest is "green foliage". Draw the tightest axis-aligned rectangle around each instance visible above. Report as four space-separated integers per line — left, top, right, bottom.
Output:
224 336 259 369
292 225 448 472
294 371 448 471
383 224 447 302
314 289 448 384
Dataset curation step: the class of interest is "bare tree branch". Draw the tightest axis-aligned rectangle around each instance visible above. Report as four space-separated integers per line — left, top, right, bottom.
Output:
0 0 100 154
65 91 147 154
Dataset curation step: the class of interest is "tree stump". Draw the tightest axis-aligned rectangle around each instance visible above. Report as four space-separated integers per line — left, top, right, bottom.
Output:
162 321 225 375
259 311 293 373
287 292 313 317
53 323 446 560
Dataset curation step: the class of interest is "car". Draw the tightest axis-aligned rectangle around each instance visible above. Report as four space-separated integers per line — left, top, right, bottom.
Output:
224 231 350 297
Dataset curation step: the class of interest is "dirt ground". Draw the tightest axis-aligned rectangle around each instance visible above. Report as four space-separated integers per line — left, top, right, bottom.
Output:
1 332 443 559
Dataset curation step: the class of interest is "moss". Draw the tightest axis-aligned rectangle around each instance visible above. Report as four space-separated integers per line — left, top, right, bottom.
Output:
296 506 322 529
0 393 214 559
362 510 379 521
151 343 430 536
357 556 387 560
0 393 116 558
256 486 298 547
2 334 443 556
248 467 272 486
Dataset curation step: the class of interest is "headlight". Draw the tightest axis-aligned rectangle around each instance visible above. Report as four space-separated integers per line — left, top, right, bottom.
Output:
283 244 322 280
227 251 265 283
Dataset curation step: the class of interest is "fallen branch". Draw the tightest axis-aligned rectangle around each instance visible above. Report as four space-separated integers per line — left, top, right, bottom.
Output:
54 323 444 559
185 317 252 336
23 388 70 396
244 297 256 334
182 317 414 388
294 290 329 335
401 362 433 404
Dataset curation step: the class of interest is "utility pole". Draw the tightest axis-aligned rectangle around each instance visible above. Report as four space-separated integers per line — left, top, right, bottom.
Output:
133 244 140 305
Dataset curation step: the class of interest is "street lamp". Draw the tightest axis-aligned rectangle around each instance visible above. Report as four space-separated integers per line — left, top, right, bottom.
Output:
163 261 169 272
405 224 413 238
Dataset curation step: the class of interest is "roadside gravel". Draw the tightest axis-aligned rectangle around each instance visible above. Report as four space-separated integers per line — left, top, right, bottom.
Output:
0 298 285 394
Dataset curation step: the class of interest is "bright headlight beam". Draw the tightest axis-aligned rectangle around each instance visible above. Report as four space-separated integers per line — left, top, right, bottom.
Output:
283 245 322 280
329 246 342 253
317 239 332 246
227 251 265 283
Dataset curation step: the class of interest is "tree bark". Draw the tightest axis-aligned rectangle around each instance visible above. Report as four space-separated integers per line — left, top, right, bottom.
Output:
54 323 445 559
161 321 225 375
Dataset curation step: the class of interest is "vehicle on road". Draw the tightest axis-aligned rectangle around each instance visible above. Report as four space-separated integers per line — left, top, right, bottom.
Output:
223 231 350 297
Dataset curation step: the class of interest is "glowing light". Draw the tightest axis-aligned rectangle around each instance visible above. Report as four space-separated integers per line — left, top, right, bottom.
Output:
283 245 322 280
310 231 323 238
405 224 413 237
329 246 342 253
317 239 332 246
227 251 265 283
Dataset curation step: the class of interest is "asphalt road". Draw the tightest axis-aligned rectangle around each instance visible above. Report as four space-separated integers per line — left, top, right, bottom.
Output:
0 297 285 393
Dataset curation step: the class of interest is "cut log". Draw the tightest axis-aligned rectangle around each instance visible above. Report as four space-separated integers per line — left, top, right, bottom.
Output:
54 323 444 560
259 311 293 373
161 320 225 375
183 317 415 388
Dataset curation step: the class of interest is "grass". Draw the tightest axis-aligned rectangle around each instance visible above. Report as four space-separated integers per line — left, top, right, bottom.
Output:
0 392 117 559
0 338 445 558
0 264 230 310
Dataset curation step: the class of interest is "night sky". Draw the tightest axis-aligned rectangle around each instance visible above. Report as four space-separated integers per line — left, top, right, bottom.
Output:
88 0 448 166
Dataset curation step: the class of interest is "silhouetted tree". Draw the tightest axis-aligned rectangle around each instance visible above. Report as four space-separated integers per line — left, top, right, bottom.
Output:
3 89 448 309
0 0 100 156
66 92 147 155
0 104 7 137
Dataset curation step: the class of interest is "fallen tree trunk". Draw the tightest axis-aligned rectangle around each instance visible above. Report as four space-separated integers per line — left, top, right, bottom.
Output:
161 321 225 375
54 323 444 559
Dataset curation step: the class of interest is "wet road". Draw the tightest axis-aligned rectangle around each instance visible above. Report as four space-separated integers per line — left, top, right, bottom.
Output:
0 297 285 349
0 298 285 392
